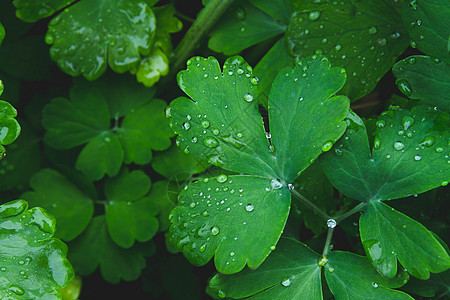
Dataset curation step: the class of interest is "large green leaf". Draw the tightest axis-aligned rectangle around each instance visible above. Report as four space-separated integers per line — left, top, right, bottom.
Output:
13 0 77 22
45 0 156 80
0 94 21 146
42 87 110 149
209 238 322 299
400 0 450 63
208 1 287 55
0 200 74 299
359 201 450 279
21 169 94 241
286 0 409 102
325 251 413 300
392 55 450 111
269 55 349 182
167 56 278 178
402 269 450 298
104 168 158 248
168 175 291 274
151 145 209 181
321 106 450 202
68 216 154 284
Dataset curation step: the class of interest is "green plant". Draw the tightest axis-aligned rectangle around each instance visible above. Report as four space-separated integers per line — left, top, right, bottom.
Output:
0 0 449 299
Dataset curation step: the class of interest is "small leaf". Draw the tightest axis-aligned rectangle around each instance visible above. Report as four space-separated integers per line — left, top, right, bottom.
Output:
359 201 450 279
167 56 278 178
321 106 450 202
21 169 94 241
0 99 21 145
209 238 322 299
208 2 287 55
104 168 158 248
392 55 450 111
325 251 413 299
400 0 450 63
286 0 409 101
13 0 77 22
0 199 74 299
133 47 169 87
269 55 349 182
401 269 450 298
0 22 4 46
152 145 209 181
75 131 124 180
148 180 179 232
45 0 156 80
68 216 155 284
59 275 81 300
168 175 290 274
42 87 110 149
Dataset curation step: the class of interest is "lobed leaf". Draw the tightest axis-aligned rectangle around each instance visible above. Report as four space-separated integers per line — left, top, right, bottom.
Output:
209 238 322 299
400 0 450 63
321 106 450 202
68 216 155 284
167 56 278 178
45 0 156 80
168 175 290 274
0 97 21 146
325 251 413 300
286 0 409 102
21 169 94 241
13 0 76 22
401 269 450 298
0 200 74 299
359 201 450 279
392 55 450 111
269 55 349 182
148 180 179 232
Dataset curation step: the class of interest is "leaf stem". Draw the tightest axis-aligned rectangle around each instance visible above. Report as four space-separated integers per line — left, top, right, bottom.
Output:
171 0 235 76
322 227 335 257
334 202 367 223
290 188 330 221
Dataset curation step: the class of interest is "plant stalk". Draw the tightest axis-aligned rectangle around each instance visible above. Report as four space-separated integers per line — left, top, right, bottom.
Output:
171 0 235 76
290 188 330 221
322 227 335 257
334 202 367 223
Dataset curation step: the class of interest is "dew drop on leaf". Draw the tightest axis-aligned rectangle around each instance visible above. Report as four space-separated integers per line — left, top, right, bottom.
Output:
376 120 385 128
396 79 413 96
204 137 219 148
216 174 228 183
419 136 435 147
327 219 337 228
245 204 254 212
270 179 283 190
414 155 422 161
308 11 320 21
201 120 210 128
372 282 379 288
182 122 191 130
393 141 405 151
211 226 220 236
321 141 334 152
368 27 377 35
374 137 382 150
281 278 291 287
243 93 253 102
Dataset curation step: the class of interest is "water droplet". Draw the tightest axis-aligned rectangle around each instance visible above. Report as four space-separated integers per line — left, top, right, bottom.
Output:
218 290 226 298
0 267 6 271
368 27 377 34
377 38 387 46
372 282 379 288
328 267 335 273
327 219 337 228
250 77 259 85
192 137 198 143
211 226 220 236
442 181 448 186
201 120 210 128
397 79 413 96
335 44 342 51
281 278 291 287
322 141 334 152
287 183 294 190
409 0 418 10
309 11 320 21
435 147 444 153
182 122 191 130
408 57 416 64
374 137 382 150
391 32 401 39
419 136 435 147
245 204 254 212
9 285 24 295
200 244 207 252
266 132 271 139
414 154 421 161
394 141 405 151
204 137 219 148
376 120 385 128
334 148 343 156
244 93 253 102
270 179 283 190
217 174 228 183
402 116 414 130
236 7 246 20
386 154 391 159
322 38 327 43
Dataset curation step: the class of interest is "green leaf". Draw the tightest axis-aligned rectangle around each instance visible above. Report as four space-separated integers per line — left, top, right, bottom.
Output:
400 0 450 63
321 106 450 202
254 37 295 107
268 55 349 182
402 269 450 298
392 55 450 111
21 169 94 241
104 168 158 248
152 145 209 181
45 0 156 80
325 251 413 300
209 238 322 299
73 72 156 118
133 48 169 87
286 0 409 101
168 175 291 274
117 98 174 164
42 88 110 149
13 0 77 22
208 2 287 55
359 201 450 279
167 56 278 178
75 131 124 181
0 99 21 146
68 215 155 284
59 275 81 300
249 0 292 23
148 180 178 232
0 200 74 299
0 22 5 47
